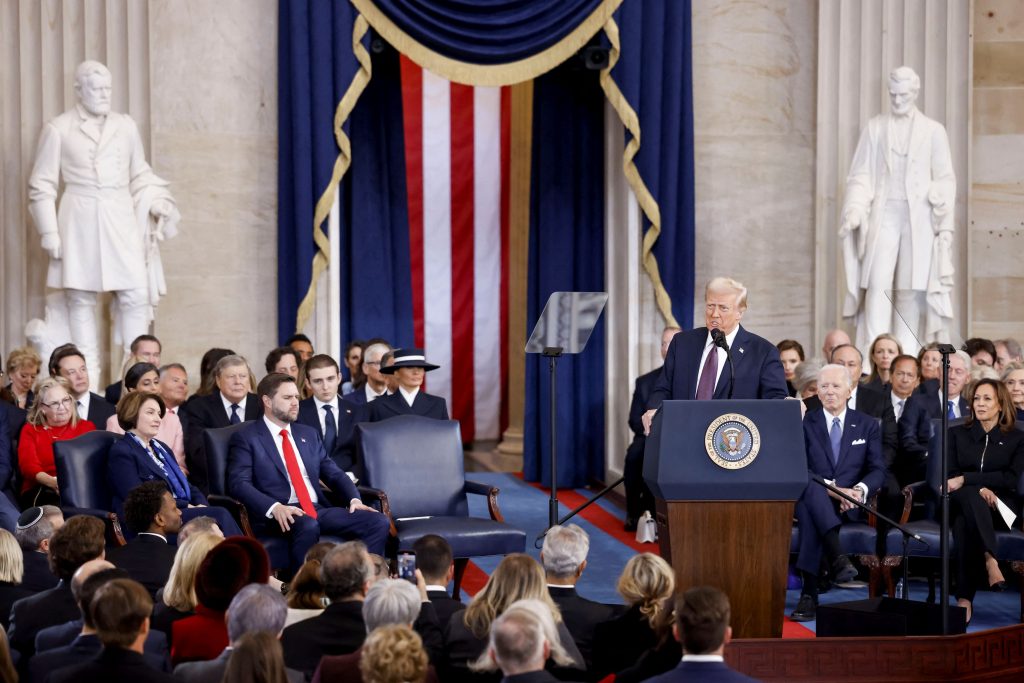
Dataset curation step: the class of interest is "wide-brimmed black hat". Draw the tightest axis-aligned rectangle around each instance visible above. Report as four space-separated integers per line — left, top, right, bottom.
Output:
380 348 440 373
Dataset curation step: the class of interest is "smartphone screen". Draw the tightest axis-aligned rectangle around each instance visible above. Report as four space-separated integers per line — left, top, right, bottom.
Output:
397 551 417 583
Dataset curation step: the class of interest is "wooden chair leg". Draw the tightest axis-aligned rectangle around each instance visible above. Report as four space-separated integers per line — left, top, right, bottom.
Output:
868 565 880 597
452 558 469 597
883 565 896 597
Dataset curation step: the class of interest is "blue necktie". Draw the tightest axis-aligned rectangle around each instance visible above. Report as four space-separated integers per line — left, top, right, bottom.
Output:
829 417 842 464
230 403 241 424
322 405 337 455
947 400 956 420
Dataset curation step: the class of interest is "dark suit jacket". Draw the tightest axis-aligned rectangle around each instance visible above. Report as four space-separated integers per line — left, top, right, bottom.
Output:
174 648 304 683
35 616 170 656
342 388 367 405
104 381 123 406
427 588 466 632
548 586 622 671
49 645 176 683
591 604 658 679
106 534 178 598
281 600 367 677
908 388 969 421
0 404 15 503
645 660 758 683
0 582 31 631
227 420 360 524
85 392 116 429
894 392 932 484
647 326 788 408
106 434 206 516
804 408 887 495
32 628 170 678
21 549 58 593
8 580 79 661
183 392 261 492
369 390 449 422
296 396 365 472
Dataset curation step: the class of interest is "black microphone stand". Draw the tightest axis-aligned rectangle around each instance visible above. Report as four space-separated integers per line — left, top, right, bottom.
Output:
808 473 927 597
936 343 957 635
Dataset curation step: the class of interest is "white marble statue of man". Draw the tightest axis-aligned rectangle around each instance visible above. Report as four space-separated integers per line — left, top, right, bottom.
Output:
27 60 180 382
839 66 956 356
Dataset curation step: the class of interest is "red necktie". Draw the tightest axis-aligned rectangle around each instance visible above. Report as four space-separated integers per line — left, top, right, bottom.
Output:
280 429 317 519
695 345 718 400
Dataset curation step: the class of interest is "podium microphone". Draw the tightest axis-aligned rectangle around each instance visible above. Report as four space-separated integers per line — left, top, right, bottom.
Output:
710 328 735 399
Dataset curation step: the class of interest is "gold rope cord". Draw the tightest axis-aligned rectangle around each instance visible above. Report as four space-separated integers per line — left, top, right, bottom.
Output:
598 17 678 328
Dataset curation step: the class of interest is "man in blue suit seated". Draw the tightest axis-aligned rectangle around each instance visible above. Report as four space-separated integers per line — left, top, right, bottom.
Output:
228 373 389 571
645 586 756 683
642 276 788 435
790 364 887 622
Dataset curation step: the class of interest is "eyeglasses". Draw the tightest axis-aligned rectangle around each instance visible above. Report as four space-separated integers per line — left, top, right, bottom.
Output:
41 397 74 410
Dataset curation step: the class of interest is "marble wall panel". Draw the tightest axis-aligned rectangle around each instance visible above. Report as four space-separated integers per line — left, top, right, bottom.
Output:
974 0 1024 42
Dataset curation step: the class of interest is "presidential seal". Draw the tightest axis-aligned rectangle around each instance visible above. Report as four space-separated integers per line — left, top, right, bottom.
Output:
704 413 761 469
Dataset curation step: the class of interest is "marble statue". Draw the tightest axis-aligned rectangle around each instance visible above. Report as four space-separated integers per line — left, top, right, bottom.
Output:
839 66 956 356
27 60 179 384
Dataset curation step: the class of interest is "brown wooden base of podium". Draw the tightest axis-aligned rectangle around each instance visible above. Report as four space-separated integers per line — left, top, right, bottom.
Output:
656 499 793 639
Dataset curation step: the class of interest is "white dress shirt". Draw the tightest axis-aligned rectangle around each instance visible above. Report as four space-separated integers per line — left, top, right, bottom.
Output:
365 383 388 403
399 386 420 407
824 407 869 502
76 392 91 421
263 416 319 517
890 391 907 421
695 326 740 398
313 396 339 434
848 386 860 410
221 393 248 422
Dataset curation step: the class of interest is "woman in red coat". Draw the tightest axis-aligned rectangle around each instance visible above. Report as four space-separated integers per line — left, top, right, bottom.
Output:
18 376 93 506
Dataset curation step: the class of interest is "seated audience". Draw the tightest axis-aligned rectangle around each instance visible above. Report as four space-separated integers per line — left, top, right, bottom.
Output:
341 341 366 396
49 344 115 427
904 350 971 421
891 355 930 486
30 562 171 678
104 334 163 405
776 339 805 397
963 337 997 368
0 398 18 517
865 333 902 391
820 329 852 364
790 364 885 622
1001 361 1024 421
0 530 30 632
644 587 756 683
152 530 223 637
288 334 315 363
3 347 40 410
792 359 824 400
345 342 392 405
948 378 1024 623
159 363 190 414
359 625 430 683
18 376 94 507
370 349 449 421
172 536 270 665
191 348 235 399
8 515 106 662
414 534 466 631
311 577 444 682
540 524 621 671
267 346 301 380
106 481 182 596
472 599 580 683
281 541 375 677
228 374 387 572
222 630 293 683
14 505 61 592
821 344 885 417
177 515 224 544
284 541 336 628
918 342 943 385
174 583 303 683
107 392 242 536
298 354 365 472
49 578 176 682
183 354 261 493
995 338 1023 372
446 553 583 681
592 553 675 679
107 362 186 471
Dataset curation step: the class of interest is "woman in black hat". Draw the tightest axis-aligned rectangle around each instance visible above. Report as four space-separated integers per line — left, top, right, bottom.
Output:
369 349 448 422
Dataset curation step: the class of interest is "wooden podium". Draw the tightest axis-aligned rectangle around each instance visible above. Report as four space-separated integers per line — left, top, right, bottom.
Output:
645 400 807 639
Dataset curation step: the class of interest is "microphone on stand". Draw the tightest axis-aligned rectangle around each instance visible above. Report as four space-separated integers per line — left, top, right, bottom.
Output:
710 328 735 399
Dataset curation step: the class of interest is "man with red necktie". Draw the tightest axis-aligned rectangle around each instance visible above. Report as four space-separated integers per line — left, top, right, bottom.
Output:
227 373 388 572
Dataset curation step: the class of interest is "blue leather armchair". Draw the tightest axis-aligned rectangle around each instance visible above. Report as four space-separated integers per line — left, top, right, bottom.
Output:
53 430 127 546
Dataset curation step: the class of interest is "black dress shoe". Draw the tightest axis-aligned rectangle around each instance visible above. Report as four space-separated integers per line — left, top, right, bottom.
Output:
790 594 817 622
831 555 858 584
624 517 638 532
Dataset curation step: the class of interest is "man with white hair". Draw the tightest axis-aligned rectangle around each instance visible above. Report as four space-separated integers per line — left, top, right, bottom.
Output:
344 342 393 405
791 364 886 622
642 277 788 435
541 525 620 670
903 349 971 423
840 66 956 352
28 60 180 379
484 600 579 682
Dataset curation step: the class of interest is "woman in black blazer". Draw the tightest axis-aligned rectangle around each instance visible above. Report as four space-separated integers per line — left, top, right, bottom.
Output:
947 378 1024 622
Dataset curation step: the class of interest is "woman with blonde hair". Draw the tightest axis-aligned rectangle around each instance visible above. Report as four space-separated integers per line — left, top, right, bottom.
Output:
2 346 40 409
1001 361 1024 421
150 530 222 636
866 333 902 390
0 530 30 631
445 554 584 680
593 552 676 678
359 625 429 683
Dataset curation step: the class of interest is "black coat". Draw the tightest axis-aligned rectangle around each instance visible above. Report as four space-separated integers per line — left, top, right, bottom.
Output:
106 534 178 598
0 582 32 631
85 392 116 428
591 604 658 679
948 421 1024 504
296 396 365 472
8 580 80 663
49 645 176 683
182 392 261 492
547 586 622 671
19 549 57 593
427 588 466 633
369 391 449 422
281 600 367 678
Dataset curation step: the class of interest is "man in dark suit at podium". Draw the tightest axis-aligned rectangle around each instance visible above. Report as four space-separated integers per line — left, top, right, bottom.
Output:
642 277 788 435
624 326 680 529
790 364 886 622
